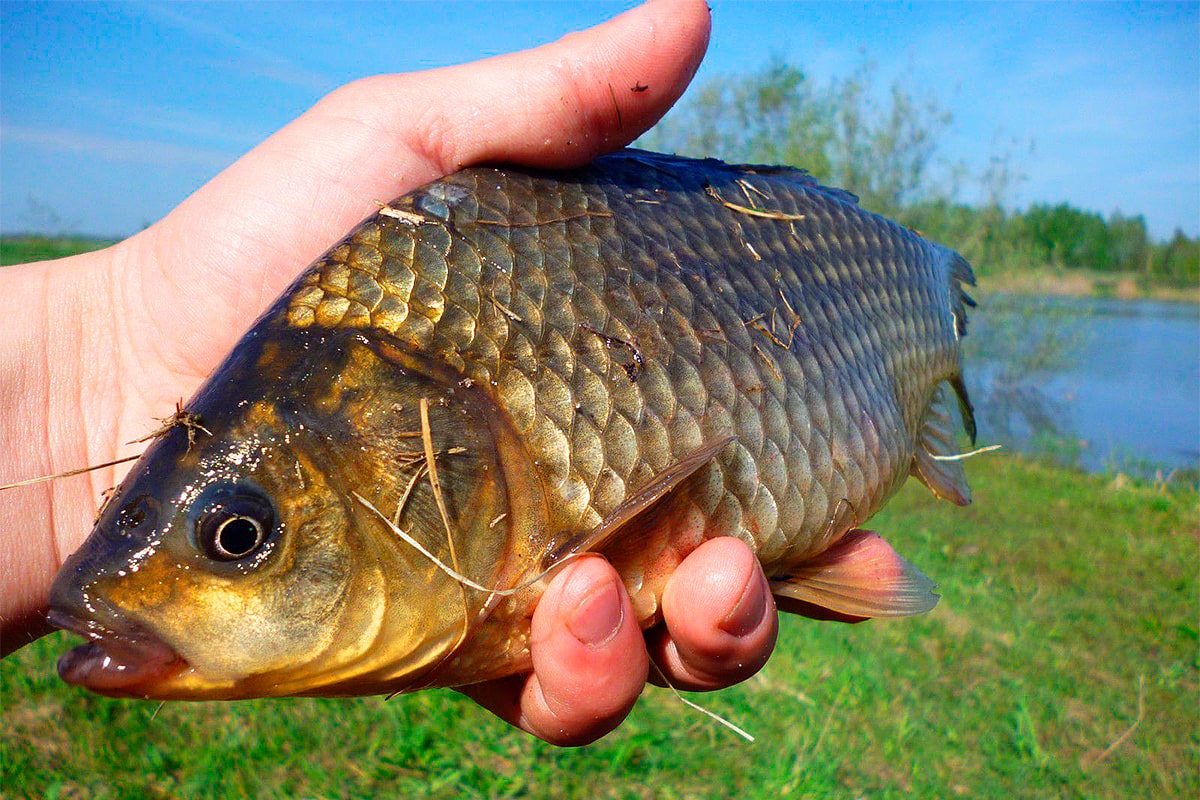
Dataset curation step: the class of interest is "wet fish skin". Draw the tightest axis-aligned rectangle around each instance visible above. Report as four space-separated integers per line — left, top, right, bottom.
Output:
49 150 974 699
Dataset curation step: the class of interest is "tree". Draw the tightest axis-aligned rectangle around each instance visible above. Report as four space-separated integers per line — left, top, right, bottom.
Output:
643 60 1188 284
1159 229 1200 286
640 59 954 217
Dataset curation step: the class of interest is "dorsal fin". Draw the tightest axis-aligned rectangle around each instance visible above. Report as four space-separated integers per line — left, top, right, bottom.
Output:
912 380 973 506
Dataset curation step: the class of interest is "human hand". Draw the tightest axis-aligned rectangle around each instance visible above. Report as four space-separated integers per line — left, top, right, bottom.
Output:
461 537 778 745
0 0 778 744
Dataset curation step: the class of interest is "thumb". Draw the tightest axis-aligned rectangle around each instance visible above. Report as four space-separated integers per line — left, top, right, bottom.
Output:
145 0 711 310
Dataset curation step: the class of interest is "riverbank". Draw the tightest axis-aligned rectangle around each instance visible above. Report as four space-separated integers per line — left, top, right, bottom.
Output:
3 455 1195 798
977 266 1199 303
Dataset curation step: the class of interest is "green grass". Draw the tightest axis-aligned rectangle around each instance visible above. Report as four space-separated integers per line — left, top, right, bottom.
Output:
0 234 118 266
3 456 1196 799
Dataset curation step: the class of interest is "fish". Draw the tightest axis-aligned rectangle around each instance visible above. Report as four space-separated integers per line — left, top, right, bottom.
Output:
48 149 976 700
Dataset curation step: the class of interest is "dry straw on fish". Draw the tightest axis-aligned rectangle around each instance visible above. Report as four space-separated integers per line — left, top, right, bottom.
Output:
705 185 806 221
375 202 428 225
928 444 1003 462
0 454 142 492
1 402 210 491
128 401 211 451
353 491 583 597
488 295 523 323
580 323 644 382
475 211 613 228
419 398 461 575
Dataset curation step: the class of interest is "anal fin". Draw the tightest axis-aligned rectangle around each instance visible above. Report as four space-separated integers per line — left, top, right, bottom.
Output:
911 380 973 506
770 530 939 620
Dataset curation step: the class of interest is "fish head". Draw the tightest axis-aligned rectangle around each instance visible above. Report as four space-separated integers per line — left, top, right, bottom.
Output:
50 321 527 699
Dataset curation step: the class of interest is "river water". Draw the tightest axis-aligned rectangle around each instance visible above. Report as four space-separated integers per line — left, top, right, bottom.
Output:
966 294 1199 478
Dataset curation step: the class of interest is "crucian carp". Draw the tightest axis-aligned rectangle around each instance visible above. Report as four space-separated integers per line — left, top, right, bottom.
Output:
48 150 977 700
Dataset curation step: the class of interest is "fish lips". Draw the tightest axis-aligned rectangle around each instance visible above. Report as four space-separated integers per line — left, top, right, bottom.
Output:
47 609 188 697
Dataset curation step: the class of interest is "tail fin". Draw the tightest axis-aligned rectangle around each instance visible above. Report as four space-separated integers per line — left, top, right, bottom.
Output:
949 251 977 341
911 250 978 505
911 382 973 505
948 252 977 442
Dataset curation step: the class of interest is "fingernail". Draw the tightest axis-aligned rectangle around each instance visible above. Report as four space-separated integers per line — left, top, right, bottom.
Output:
719 570 768 637
567 579 623 649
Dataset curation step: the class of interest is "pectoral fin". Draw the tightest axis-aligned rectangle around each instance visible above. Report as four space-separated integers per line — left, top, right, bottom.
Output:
770 530 939 621
542 435 735 568
911 380 973 506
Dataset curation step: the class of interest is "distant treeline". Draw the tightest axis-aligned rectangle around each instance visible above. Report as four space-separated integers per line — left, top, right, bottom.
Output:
903 201 1198 287
641 61 1198 287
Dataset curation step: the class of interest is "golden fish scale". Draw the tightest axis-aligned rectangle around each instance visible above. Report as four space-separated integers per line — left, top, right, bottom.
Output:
284 154 960 582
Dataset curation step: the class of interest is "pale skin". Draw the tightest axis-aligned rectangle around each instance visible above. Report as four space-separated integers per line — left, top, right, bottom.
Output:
0 0 777 746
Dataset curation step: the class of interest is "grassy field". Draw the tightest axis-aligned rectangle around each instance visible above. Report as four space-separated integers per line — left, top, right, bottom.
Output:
0 234 119 266
3 455 1196 799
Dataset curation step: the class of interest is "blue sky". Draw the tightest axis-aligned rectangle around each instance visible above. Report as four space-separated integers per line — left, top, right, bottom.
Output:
2 1 1197 240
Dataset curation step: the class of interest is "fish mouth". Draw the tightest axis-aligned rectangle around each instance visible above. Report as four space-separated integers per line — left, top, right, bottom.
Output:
48 610 189 697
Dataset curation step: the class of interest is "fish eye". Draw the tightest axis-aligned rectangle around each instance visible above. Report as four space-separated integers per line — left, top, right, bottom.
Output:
192 485 276 563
